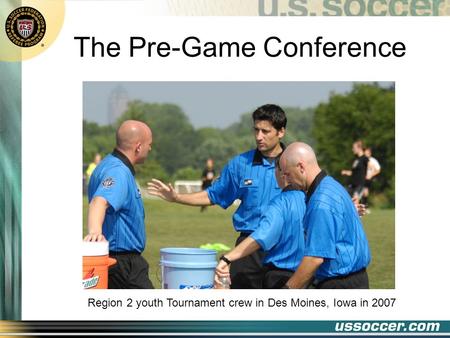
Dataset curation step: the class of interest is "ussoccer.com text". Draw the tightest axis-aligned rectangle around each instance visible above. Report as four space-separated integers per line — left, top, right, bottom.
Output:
259 0 445 16
335 321 441 333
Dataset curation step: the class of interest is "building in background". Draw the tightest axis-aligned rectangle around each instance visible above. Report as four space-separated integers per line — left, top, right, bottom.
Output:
108 85 129 125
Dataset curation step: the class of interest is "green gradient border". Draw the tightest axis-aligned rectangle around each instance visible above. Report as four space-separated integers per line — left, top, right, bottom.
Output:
1 321 450 334
0 60 21 320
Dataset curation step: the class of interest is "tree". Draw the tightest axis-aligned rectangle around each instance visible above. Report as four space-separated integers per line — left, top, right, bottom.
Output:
135 159 170 186
83 121 115 165
193 136 238 172
118 101 200 175
313 84 395 206
285 107 315 146
172 167 202 181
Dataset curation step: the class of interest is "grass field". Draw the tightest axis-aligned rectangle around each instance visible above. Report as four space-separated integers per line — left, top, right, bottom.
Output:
83 198 395 289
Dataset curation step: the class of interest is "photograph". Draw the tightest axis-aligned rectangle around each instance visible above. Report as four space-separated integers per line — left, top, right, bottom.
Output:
82 81 395 290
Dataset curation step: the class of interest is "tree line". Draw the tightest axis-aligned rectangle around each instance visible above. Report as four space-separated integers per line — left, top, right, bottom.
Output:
84 83 394 207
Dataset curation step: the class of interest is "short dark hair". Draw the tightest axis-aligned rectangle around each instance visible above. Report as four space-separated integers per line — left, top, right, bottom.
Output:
252 104 287 131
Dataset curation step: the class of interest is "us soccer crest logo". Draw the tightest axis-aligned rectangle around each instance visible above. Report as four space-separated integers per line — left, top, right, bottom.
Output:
5 6 46 47
17 19 33 38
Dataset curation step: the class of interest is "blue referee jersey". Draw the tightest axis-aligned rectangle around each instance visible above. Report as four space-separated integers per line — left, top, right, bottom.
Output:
250 187 306 271
304 172 371 280
207 149 282 233
88 150 146 253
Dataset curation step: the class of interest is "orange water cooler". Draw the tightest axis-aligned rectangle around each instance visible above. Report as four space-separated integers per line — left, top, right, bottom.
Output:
82 241 116 289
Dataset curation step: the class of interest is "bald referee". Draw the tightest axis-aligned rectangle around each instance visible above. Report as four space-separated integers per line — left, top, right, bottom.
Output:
281 142 371 289
84 120 154 289
215 159 306 288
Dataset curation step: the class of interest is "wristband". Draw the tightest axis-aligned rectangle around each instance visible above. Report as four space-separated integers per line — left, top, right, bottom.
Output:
220 255 231 265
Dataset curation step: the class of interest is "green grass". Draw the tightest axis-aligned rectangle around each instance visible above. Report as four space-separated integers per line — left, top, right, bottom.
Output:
83 198 395 289
363 209 395 288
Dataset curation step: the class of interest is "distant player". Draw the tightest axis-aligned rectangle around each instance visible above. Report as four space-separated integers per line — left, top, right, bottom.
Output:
361 147 381 207
341 140 369 202
200 158 216 212
85 153 102 181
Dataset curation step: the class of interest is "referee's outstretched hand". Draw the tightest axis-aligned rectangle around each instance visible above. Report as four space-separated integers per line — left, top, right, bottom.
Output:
147 179 178 202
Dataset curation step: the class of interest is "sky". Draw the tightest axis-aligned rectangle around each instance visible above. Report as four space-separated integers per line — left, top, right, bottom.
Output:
83 81 393 129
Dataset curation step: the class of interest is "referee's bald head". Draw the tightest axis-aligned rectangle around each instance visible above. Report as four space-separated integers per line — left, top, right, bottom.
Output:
280 142 321 190
116 120 151 149
116 120 153 164
282 142 318 167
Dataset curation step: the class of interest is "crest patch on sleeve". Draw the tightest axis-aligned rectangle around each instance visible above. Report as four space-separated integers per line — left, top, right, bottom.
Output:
102 177 115 188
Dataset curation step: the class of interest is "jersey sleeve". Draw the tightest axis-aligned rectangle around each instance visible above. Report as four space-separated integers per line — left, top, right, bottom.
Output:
304 206 337 259
250 198 284 251
92 168 128 211
206 161 239 209
371 158 381 171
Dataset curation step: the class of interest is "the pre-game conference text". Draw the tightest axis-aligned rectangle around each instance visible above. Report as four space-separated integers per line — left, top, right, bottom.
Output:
74 36 406 59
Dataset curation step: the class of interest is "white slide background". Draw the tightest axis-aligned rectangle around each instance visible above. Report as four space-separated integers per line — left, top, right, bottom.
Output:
21 1 450 320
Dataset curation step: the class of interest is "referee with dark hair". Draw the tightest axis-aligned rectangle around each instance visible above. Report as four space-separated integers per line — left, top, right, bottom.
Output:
148 104 287 288
341 140 369 202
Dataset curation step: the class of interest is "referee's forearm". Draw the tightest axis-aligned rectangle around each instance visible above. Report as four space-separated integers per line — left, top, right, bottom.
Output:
175 190 212 206
87 197 108 235
226 237 260 262
286 256 323 289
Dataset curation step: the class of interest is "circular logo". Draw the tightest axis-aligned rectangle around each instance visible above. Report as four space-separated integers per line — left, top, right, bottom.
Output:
5 6 46 48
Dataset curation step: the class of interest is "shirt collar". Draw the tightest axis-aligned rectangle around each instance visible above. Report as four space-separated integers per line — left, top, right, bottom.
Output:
306 170 327 202
112 148 136 176
252 142 286 165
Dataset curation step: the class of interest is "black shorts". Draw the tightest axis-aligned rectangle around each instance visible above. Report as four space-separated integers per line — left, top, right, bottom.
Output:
108 252 154 289
314 268 369 289
350 185 365 198
263 264 293 289
230 233 266 289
